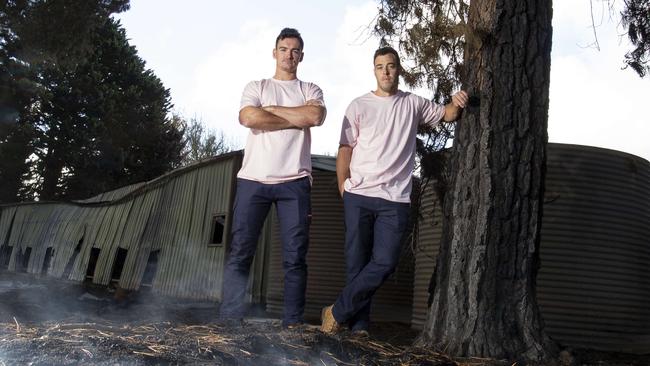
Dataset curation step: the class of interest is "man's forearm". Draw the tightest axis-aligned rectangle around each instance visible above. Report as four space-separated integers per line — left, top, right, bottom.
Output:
442 91 468 121
442 103 462 122
239 106 297 130
264 104 325 128
336 145 353 197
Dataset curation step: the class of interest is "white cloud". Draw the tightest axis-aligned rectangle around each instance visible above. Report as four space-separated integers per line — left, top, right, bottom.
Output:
306 1 381 155
185 20 280 147
549 1 650 162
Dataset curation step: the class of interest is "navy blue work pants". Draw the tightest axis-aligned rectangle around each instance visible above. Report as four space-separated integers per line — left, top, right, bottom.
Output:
220 177 311 326
332 192 410 331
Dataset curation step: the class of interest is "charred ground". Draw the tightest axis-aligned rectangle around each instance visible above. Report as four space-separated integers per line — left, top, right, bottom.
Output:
0 272 647 365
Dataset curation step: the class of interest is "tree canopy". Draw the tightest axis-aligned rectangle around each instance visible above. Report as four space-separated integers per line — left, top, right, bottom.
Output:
375 0 649 95
33 18 184 200
622 0 650 76
1 0 185 202
178 115 234 166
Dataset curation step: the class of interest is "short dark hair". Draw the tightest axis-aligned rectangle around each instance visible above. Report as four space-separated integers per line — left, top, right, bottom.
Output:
373 46 400 68
276 28 304 50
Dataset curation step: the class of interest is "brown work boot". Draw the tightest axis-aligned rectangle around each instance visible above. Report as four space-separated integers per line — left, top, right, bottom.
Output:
320 305 341 334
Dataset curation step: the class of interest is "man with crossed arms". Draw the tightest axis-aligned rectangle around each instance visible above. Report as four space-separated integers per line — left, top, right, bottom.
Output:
220 28 326 328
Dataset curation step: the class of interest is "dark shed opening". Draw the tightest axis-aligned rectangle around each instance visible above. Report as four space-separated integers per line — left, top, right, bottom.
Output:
141 250 160 287
41 247 54 275
0 245 12 269
210 214 226 245
86 248 101 279
110 248 128 282
16 247 32 272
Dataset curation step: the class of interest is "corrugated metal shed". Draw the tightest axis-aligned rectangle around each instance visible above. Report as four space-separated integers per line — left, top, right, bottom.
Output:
0 152 243 301
537 144 650 353
265 168 415 323
76 182 146 203
411 178 443 329
410 143 650 353
0 152 358 308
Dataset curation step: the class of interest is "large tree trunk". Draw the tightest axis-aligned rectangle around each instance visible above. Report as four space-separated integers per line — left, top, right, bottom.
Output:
419 0 556 361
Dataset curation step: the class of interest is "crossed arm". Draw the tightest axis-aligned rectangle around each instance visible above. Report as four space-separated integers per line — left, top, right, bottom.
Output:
239 99 326 130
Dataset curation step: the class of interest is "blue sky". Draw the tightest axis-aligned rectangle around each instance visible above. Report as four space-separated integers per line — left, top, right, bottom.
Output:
114 1 650 161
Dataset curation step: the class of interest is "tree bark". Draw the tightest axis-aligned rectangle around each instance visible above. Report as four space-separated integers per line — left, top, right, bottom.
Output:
419 0 557 361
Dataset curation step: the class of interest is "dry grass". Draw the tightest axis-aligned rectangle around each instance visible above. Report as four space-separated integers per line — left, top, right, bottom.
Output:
0 319 464 365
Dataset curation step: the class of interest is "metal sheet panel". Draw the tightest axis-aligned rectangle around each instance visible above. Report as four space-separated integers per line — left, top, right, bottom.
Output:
536 144 650 353
77 182 146 203
117 193 157 289
0 206 17 247
411 180 443 329
151 155 239 300
49 205 85 278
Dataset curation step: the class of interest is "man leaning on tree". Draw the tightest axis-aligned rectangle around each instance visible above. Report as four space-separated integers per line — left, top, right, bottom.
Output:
320 46 467 336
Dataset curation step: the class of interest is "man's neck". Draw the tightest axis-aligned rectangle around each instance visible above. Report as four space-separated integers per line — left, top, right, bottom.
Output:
273 69 297 81
373 88 398 97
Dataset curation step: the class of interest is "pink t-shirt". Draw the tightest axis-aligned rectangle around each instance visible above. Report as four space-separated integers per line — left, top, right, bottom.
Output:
237 78 325 183
339 91 445 202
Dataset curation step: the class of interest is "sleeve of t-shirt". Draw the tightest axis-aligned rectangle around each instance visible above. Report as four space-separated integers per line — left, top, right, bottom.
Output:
304 82 325 107
339 101 358 147
240 80 261 110
419 96 446 128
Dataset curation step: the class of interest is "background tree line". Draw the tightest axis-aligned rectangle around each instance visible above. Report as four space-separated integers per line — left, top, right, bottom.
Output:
0 0 231 204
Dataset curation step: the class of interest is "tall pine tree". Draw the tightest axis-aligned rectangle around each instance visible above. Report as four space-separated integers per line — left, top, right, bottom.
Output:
1 1 184 201
34 18 183 200
0 0 130 202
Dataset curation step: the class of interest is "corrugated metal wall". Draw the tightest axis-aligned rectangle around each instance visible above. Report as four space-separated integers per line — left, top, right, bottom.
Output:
537 144 650 353
266 170 415 323
411 179 443 329
410 143 650 353
0 153 242 301
77 182 146 203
